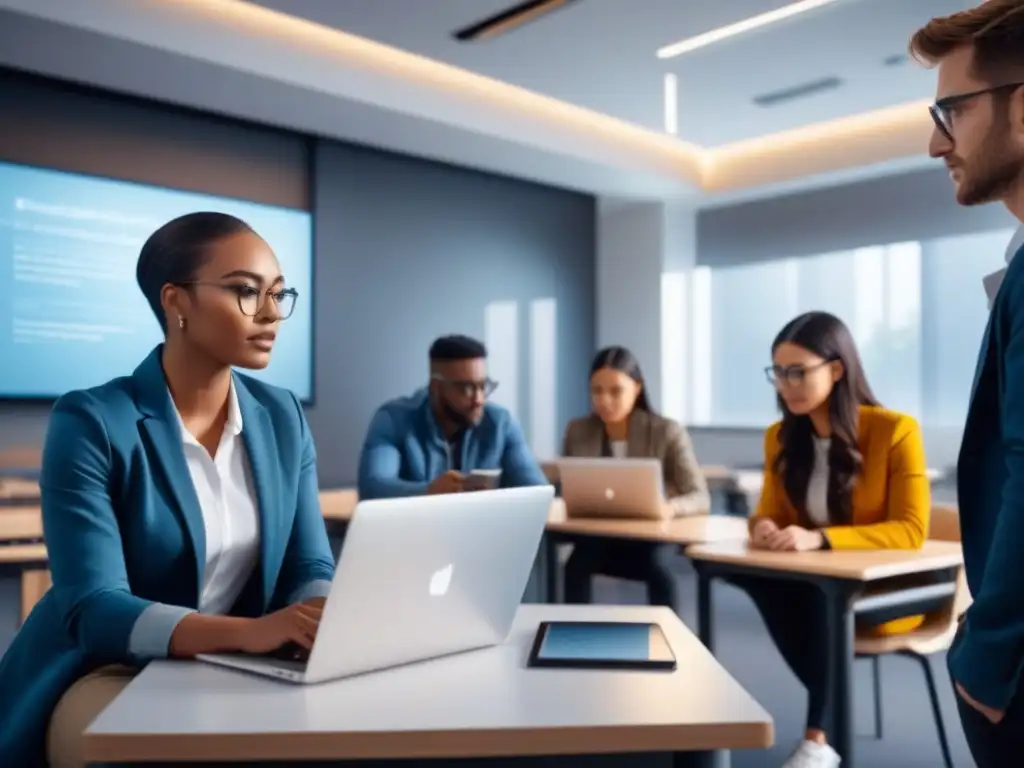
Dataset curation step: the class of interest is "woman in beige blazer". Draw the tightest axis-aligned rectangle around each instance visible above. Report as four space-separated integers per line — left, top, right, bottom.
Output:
561 346 709 610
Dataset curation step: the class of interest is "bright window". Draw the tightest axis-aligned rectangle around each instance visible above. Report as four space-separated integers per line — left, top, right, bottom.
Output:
666 229 1014 428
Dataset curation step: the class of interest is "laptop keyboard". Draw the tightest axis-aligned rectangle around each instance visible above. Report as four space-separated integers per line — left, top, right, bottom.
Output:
270 642 309 663
264 642 309 671
261 655 307 673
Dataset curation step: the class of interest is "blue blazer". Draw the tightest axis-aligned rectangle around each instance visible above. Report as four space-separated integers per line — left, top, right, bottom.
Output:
357 387 548 499
0 347 335 766
951 242 1024 711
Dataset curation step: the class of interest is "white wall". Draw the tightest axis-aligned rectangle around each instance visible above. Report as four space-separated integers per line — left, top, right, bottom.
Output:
594 197 767 470
596 199 665 407
595 199 697 412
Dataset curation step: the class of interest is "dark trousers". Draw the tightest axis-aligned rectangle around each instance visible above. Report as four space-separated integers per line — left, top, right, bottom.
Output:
563 540 681 611
730 575 949 735
951 627 1024 767
730 576 835 733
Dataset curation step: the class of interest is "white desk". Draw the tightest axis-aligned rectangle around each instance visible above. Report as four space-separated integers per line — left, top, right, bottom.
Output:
86 605 773 764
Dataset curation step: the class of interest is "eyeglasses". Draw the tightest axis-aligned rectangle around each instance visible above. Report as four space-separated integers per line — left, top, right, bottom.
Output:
765 361 833 388
431 374 498 399
176 282 298 319
930 83 1024 142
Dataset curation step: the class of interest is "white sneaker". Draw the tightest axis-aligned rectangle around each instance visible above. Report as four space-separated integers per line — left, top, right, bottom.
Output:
781 739 841 768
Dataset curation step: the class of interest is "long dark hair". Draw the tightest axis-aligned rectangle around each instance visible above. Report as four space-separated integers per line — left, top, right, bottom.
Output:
771 312 879 527
589 346 654 414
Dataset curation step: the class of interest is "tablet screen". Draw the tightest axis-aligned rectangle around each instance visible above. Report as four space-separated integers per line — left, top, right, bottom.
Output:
535 621 675 665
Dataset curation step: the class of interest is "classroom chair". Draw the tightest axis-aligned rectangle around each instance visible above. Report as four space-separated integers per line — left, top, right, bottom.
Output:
855 504 966 768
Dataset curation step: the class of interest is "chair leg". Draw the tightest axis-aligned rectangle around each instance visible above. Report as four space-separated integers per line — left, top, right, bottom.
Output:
871 655 883 739
911 652 954 768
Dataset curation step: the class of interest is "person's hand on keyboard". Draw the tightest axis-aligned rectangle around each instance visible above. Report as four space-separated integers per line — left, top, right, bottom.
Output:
270 641 310 663
236 602 323 656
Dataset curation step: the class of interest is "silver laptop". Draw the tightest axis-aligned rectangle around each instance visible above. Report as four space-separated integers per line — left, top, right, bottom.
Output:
197 484 554 684
559 457 665 520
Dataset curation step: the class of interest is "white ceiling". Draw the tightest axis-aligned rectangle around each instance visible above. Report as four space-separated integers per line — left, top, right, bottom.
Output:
249 0 965 146
0 0 952 203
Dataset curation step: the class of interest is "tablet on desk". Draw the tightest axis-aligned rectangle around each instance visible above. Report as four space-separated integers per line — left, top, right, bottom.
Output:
528 621 676 671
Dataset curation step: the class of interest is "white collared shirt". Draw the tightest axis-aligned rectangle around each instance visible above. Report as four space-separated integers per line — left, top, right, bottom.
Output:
172 379 261 615
983 225 1024 307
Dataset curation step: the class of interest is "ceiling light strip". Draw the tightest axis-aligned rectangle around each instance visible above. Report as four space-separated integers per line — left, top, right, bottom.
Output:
657 0 843 59
100 0 932 194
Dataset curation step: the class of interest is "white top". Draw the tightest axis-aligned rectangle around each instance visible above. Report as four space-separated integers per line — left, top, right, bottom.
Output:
609 439 628 459
85 605 773 762
805 436 830 528
983 225 1024 307
173 380 261 615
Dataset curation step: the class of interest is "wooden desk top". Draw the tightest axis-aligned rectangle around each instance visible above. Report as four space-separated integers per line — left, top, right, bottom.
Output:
686 539 963 581
699 464 735 485
319 488 359 521
85 604 773 762
0 506 44 542
547 500 749 545
320 492 747 546
0 488 747 549
542 462 750 487
0 477 40 501
0 542 48 564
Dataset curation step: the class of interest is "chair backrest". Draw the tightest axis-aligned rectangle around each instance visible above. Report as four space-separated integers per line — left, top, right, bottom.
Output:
929 503 960 543
855 504 968 648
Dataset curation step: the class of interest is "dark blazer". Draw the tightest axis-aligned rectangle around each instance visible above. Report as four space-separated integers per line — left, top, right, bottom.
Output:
0 347 336 766
561 409 710 516
951 241 1024 712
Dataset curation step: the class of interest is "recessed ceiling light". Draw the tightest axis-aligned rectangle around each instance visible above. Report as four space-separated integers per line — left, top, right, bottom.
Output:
657 0 844 59
664 73 678 135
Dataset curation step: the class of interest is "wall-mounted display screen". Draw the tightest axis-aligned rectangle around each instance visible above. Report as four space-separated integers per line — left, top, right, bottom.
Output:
0 160 313 400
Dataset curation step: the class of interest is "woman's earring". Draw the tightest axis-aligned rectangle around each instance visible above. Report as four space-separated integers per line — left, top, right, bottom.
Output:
178 316 186 331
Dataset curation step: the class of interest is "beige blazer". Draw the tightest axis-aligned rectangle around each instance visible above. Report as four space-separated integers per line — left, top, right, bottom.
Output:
561 409 710 517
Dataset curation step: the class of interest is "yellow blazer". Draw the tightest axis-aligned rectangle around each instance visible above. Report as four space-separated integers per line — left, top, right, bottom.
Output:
751 406 931 635
751 405 931 550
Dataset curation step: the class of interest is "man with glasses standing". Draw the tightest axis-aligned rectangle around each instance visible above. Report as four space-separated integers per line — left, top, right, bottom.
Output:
358 334 548 499
911 3 1024 764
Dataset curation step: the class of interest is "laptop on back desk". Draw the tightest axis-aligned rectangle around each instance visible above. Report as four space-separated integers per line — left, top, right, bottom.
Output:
559 457 665 520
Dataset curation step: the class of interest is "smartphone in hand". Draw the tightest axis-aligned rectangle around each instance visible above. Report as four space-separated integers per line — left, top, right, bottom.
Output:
464 469 502 491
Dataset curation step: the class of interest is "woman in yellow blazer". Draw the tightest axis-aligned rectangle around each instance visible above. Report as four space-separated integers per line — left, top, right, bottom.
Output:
739 311 934 768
